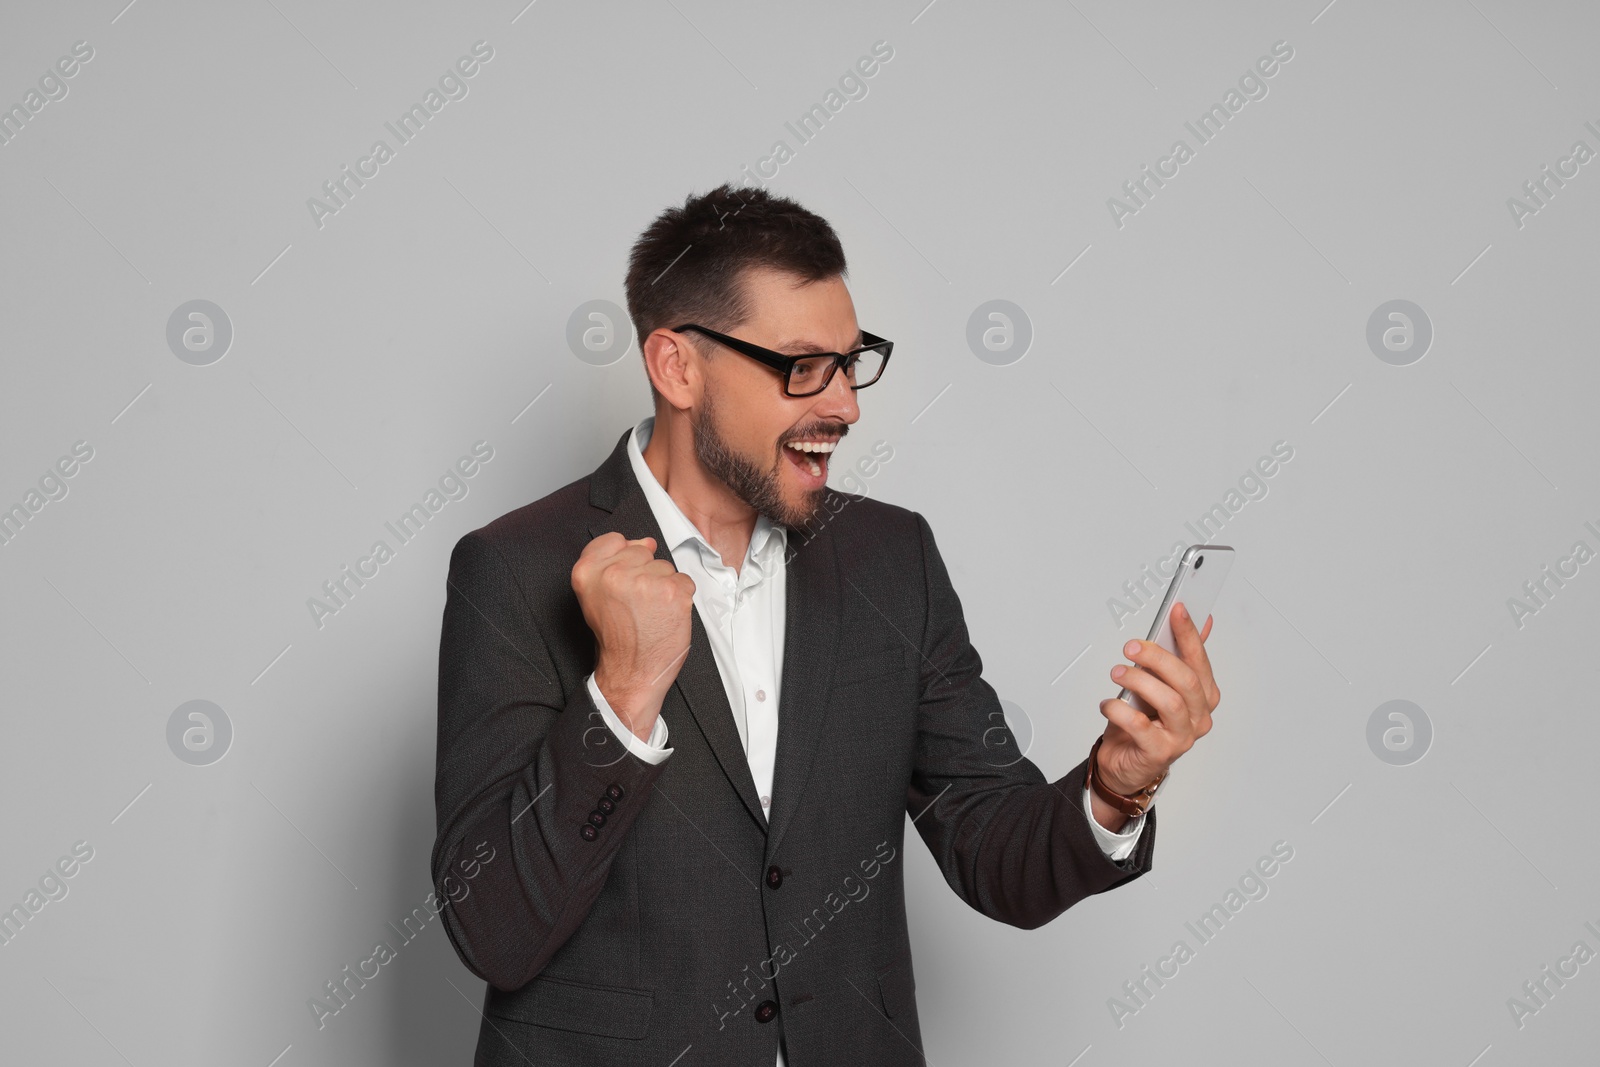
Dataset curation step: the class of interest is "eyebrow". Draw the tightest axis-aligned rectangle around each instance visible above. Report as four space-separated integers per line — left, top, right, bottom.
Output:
776 330 864 355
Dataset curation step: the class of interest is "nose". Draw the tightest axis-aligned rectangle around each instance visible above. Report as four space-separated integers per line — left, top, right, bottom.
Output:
811 361 861 422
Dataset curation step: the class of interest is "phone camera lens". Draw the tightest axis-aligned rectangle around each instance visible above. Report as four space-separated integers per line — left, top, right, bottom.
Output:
1195 555 1205 569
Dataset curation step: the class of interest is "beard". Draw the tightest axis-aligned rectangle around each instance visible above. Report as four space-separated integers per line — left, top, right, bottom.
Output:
690 381 826 534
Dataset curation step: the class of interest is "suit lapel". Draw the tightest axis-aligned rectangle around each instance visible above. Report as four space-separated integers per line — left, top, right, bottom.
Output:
584 426 846 849
587 430 769 832
764 523 841 860
671 600 771 830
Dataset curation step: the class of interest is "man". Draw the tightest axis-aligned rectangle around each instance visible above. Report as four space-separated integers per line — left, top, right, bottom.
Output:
432 184 1221 1065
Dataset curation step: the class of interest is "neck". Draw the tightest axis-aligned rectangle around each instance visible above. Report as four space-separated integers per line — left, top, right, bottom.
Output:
642 409 757 572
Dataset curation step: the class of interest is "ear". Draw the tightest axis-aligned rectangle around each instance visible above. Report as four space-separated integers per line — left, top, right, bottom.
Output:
642 328 701 411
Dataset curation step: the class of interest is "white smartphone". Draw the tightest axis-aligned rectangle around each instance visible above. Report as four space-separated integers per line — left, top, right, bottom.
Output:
1117 544 1234 717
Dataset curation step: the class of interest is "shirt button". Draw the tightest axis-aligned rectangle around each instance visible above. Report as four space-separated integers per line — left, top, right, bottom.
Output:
761 795 770 808
755 689 766 702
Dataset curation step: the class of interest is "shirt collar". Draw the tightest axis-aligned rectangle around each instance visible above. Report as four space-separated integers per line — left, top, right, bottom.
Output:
627 416 787 567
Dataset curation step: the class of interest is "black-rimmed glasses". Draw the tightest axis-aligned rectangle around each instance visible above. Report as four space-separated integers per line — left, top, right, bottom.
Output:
671 323 893 398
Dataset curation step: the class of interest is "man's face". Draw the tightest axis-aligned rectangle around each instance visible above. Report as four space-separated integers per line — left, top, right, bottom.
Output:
687 266 863 532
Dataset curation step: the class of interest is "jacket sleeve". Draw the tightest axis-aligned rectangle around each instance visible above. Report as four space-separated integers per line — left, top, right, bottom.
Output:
905 512 1155 930
431 531 670 991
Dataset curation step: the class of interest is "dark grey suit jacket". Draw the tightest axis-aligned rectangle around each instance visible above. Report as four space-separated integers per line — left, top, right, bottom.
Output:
432 427 1155 1066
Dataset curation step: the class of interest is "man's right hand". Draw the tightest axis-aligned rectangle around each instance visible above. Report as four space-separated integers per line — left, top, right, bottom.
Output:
571 533 696 741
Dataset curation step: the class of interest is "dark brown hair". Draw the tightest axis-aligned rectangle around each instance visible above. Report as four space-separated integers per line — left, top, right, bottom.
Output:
625 183 847 403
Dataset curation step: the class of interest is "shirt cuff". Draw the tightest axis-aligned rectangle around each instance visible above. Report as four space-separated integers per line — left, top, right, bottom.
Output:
586 672 673 765
1083 781 1145 862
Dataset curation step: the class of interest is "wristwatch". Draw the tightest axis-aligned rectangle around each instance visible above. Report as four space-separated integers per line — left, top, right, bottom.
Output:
1087 736 1167 818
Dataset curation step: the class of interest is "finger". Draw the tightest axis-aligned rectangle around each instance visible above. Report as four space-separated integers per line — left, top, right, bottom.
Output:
1121 635 1201 711
612 541 665 571
1169 602 1217 697
1111 660 1187 729
639 558 681 579
585 533 656 571
1200 613 1214 642
602 533 656 553
652 569 696 604
574 533 626 592
1099 717 1132 746
1168 602 1206 666
595 553 669 598
581 531 628 561
627 536 660 555
1099 697 1157 742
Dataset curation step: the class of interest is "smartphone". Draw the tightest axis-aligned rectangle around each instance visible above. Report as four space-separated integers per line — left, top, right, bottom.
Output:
1117 544 1234 717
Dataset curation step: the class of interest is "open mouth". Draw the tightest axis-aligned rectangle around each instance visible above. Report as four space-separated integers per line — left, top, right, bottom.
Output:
782 438 836 487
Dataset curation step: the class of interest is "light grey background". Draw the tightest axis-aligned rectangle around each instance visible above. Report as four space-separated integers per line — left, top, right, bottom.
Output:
2 1 1596 1064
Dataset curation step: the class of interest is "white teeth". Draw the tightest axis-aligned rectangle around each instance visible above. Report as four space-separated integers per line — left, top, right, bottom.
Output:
785 439 831 478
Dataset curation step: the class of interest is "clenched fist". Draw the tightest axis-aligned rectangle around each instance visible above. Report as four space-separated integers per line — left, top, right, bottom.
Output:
571 533 697 741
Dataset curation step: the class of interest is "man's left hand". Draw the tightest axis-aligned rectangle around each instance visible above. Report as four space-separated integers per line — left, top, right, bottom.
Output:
1095 601 1220 798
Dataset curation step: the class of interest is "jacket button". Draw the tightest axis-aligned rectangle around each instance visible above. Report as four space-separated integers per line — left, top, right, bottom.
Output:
580 825 598 841
765 865 782 890
587 811 607 828
606 783 625 801
597 796 616 815
754 1000 778 1023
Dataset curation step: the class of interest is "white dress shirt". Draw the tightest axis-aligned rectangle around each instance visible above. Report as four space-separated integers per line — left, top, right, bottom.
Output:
584 416 1148 1061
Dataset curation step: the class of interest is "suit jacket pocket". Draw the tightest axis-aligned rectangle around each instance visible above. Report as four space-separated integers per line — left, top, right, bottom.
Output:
876 963 917 1020
487 974 653 1039
833 644 913 688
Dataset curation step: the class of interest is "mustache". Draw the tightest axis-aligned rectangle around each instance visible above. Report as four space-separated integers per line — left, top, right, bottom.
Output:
781 425 849 446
